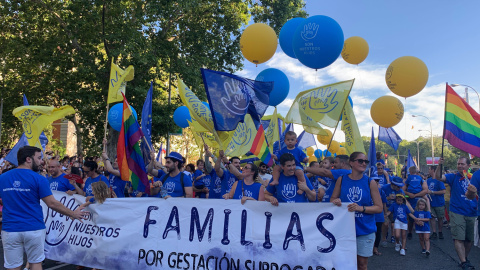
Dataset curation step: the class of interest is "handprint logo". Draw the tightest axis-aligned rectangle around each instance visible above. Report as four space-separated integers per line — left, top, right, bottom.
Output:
429 183 435 191
301 23 319 41
50 182 59 191
347 187 363 203
282 183 297 199
397 207 405 219
164 182 176 193
244 190 253 198
221 78 250 115
45 196 81 246
461 179 470 193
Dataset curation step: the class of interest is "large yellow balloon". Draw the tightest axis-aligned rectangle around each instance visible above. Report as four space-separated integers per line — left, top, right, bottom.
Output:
338 147 347 155
240 23 278 65
385 56 429 98
328 140 340 154
370 96 404 128
317 129 333 145
341 36 369 65
306 147 315 157
308 156 318 163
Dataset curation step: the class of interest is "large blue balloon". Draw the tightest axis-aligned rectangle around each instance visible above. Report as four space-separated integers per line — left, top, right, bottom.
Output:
108 103 138 131
292 15 344 70
314 149 323 159
256 68 290 106
279 17 306 59
173 106 191 128
323 149 332 157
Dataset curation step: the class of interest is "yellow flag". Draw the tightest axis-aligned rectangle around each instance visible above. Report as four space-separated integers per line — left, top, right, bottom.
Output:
178 79 224 149
13 105 76 146
107 58 134 104
341 102 365 155
286 80 354 132
225 114 256 156
189 118 209 133
188 120 219 149
265 108 279 153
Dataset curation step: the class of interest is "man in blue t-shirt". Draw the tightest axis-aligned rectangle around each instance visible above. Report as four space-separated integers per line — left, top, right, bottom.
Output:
265 153 316 205
215 150 242 196
81 161 109 200
47 159 79 194
149 152 193 198
404 166 428 239
0 146 87 270
101 150 128 198
436 157 480 270
426 165 446 239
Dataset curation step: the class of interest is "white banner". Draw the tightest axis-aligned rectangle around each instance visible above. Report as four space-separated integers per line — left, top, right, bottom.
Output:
42 191 357 270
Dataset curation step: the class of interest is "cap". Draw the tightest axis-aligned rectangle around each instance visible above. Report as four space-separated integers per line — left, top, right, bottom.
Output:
391 176 404 187
165 152 184 163
396 194 405 199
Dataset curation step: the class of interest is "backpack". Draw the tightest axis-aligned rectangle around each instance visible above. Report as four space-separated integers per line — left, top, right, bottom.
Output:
161 172 185 197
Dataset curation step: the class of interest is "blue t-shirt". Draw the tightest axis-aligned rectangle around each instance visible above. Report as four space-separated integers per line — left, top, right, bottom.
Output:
375 189 387 223
208 170 223 199
83 175 109 197
320 176 337 202
108 174 127 198
427 178 446 207
0 169 53 232
446 172 480 217
221 169 240 195
339 174 376 236
381 184 405 208
278 147 307 167
193 169 205 188
406 174 424 194
388 203 410 224
309 175 320 191
150 170 167 198
232 180 262 200
377 174 388 187
162 172 193 198
266 173 313 203
331 169 351 180
48 173 75 192
198 174 211 199
414 211 432 232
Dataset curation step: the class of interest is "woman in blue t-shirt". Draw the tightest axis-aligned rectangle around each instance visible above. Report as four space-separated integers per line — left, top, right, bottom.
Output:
223 163 265 204
330 152 383 270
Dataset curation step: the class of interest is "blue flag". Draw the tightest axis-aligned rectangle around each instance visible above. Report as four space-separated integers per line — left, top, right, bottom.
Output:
296 131 316 149
367 127 378 177
273 123 294 156
378 126 402 151
406 149 416 175
141 82 153 165
201 68 273 131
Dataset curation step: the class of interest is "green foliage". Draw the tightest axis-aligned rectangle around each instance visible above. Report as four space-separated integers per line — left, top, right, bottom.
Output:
0 0 306 155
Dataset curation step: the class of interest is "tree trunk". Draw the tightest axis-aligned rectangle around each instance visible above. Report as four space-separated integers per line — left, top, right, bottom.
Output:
71 115 83 156
107 126 119 160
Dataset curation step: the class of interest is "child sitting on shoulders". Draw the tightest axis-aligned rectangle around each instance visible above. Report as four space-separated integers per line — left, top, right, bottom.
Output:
270 131 309 194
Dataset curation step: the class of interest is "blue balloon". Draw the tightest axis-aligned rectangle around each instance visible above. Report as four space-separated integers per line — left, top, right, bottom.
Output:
292 15 344 70
256 68 290 106
314 149 323 159
323 150 332 157
108 103 138 131
173 106 191 128
279 17 306 59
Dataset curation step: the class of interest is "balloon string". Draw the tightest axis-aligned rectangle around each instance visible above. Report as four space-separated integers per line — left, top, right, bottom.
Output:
404 97 407 141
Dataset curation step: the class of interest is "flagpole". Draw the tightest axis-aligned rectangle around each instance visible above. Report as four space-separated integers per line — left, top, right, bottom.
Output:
103 103 110 151
327 82 354 154
440 83 448 173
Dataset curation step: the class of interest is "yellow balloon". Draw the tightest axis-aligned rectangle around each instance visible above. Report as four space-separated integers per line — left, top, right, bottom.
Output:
240 23 278 65
317 129 333 145
385 56 429 98
308 156 318 163
306 147 314 157
370 96 404 128
328 141 340 154
338 147 347 155
341 36 369 65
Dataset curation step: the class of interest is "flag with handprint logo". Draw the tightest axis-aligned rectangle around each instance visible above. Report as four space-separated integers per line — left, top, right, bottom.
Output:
107 58 134 104
201 68 273 131
286 80 354 131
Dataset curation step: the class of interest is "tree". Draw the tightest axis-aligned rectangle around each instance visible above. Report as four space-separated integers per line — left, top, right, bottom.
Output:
0 0 307 156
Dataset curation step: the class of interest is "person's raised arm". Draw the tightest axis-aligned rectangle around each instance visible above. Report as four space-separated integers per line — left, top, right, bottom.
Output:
147 151 160 177
305 167 334 180
204 146 213 175
102 150 120 177
215 150 225 178
225 162 243 180
435 158 447 182
384 170 390 183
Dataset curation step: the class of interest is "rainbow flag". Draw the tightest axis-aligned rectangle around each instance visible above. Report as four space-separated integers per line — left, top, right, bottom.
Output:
444 84 480 157
249 125 274 167
117 94 150 195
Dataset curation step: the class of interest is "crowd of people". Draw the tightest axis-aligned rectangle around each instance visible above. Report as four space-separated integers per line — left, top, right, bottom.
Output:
1 130 480 270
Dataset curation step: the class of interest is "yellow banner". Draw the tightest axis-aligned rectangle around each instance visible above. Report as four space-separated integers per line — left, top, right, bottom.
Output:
225 114 256 157
341 102 365 155
13 105 76 146
265 108 279 153
107 58 134 104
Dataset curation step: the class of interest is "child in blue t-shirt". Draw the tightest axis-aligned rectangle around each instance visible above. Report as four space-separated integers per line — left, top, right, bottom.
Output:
270 131 309 194
81 181 111 207
386 194 416 256
413 198 432 257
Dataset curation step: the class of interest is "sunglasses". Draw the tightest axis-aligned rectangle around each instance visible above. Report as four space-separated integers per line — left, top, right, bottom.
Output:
354 159 370 165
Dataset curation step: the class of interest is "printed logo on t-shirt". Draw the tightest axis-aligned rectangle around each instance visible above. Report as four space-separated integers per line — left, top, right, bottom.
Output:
429 182 435 191
85 184 93 196
460 179 470 193
164 182 176 193
282 183 297 199
419 213 425 219
347 186 363 203
227 176 236 192
50 182 59 191
213 177 222 193
13 181 21 188
239 189 253 200
204 177 211 187
397 207 405 219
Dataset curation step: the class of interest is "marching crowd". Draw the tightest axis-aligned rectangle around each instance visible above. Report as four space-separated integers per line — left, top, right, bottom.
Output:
0 130 480 270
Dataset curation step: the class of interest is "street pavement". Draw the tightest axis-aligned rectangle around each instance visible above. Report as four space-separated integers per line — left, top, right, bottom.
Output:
0 225 478 269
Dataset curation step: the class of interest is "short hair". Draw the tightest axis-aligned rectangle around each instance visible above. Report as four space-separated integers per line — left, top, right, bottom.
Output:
17 146 41 165
323 157 335 164
429 165 437 171
280 153 295 166
71 166 82 177
376 162 384 168
408 166 418 174
186 163 195 172
259 162 268 167
285 131 297 138
196 159 204 166
84 160 98 172
230 156 240 163
458 156 470 165
336 154 349 163
309 161 319 167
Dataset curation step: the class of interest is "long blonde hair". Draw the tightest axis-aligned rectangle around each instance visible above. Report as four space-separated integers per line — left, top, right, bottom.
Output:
415 198 429 212
91 181 110 204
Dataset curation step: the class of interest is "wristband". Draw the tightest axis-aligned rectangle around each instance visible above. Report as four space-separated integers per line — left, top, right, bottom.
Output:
362 206 366 213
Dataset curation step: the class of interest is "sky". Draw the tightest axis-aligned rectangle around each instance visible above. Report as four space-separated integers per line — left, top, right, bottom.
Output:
235 0 480 146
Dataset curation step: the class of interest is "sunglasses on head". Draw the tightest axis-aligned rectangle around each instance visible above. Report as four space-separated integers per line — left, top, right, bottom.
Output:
354 159 370 165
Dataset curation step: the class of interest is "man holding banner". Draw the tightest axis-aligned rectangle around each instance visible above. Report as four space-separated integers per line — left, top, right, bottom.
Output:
0 146 88 270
